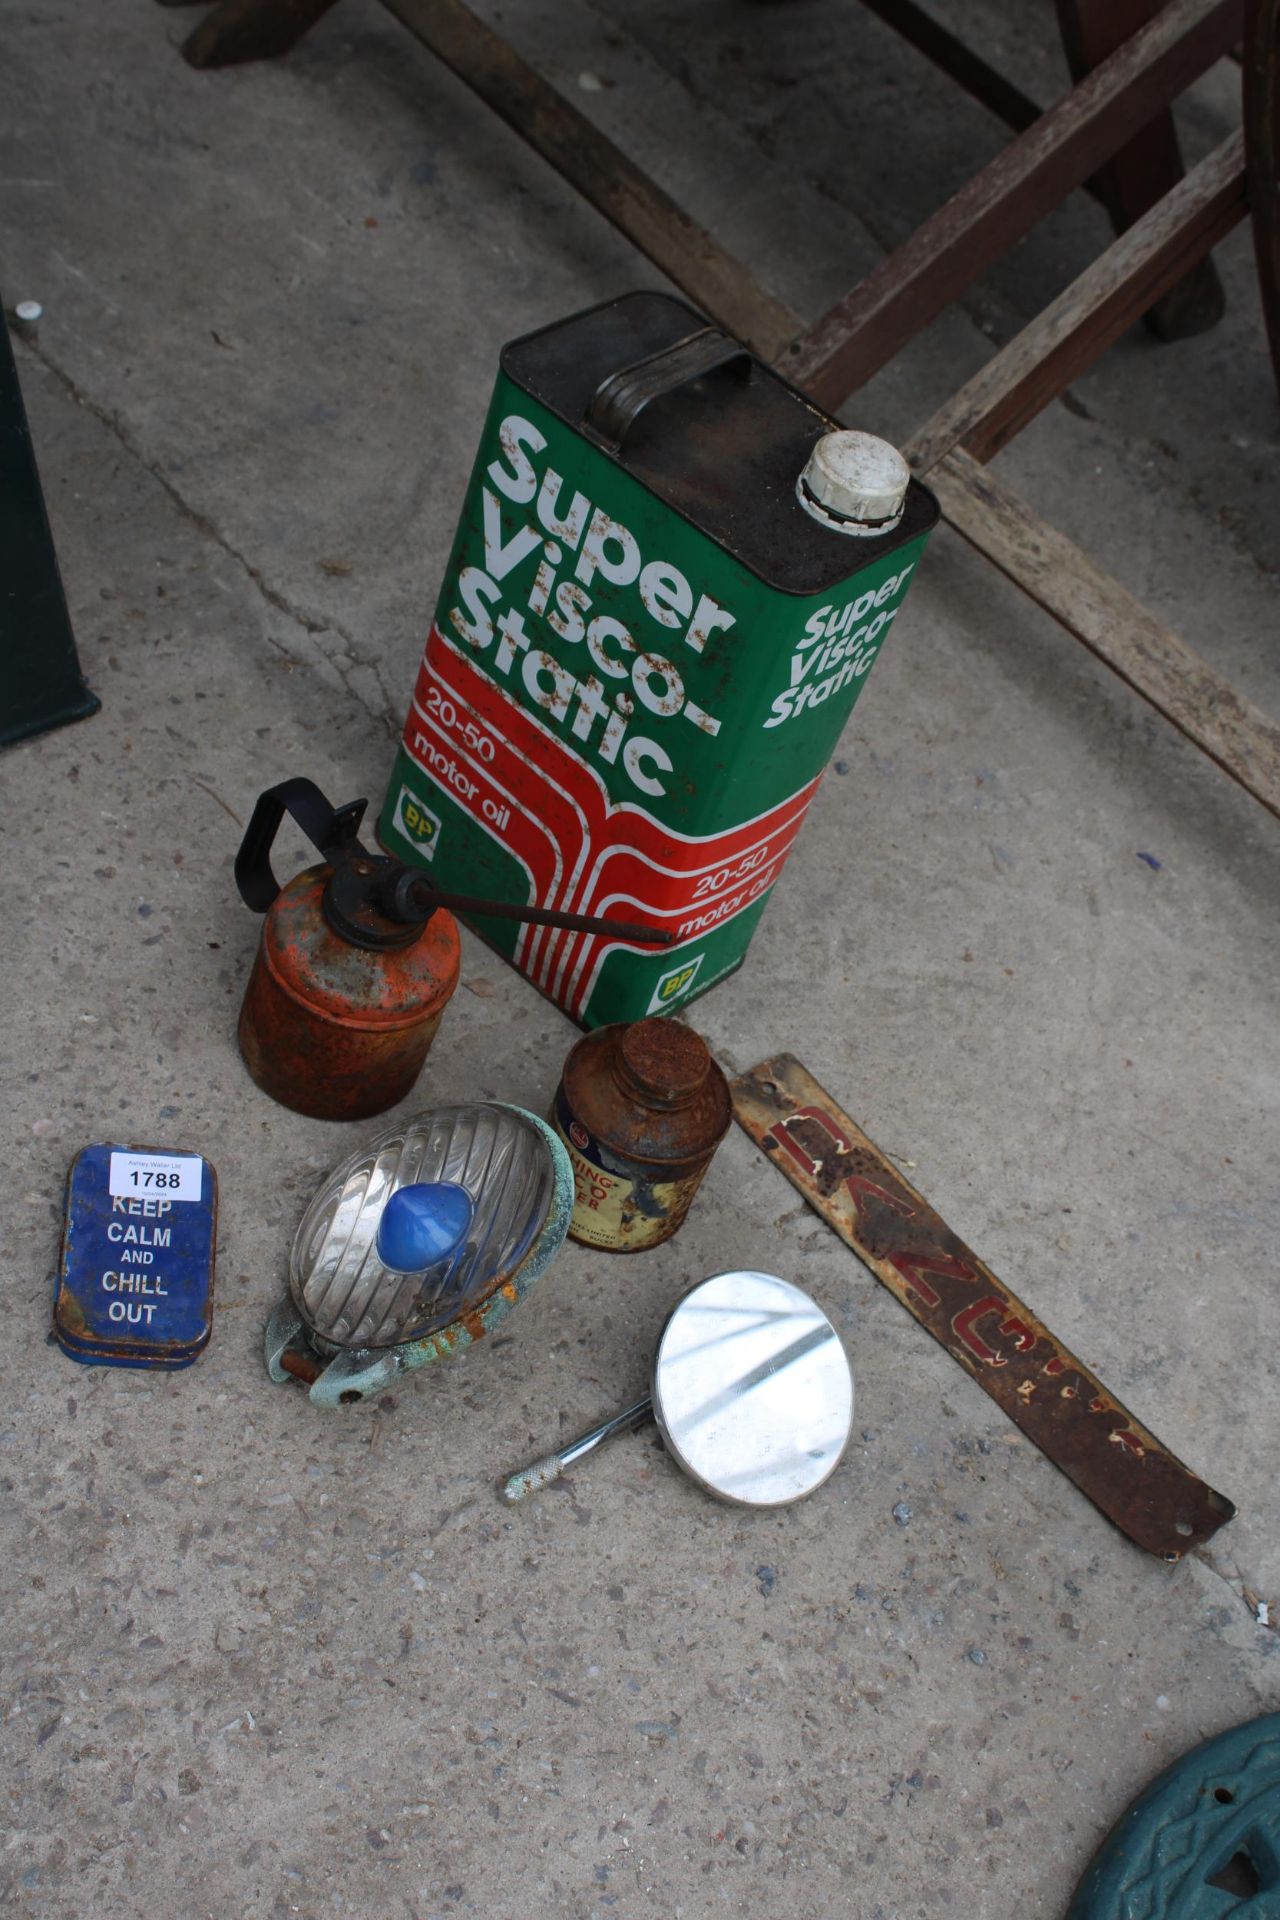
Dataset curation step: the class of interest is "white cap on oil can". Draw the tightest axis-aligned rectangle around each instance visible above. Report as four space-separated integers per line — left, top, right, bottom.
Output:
797 429 910 536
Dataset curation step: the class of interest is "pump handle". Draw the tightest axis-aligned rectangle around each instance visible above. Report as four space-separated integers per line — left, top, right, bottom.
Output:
235 778 369 912
391 873 672 946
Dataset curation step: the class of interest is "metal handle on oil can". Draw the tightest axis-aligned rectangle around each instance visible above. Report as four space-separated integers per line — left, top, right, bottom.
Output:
234 777 369 912
583 326 753 454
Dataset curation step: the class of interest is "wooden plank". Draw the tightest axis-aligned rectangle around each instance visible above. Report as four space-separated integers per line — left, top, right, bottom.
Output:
906 131 1247 473
376 0 802 362
1055 0 1226 337
181 0 343 67
782 0 1243 410
930 446 1280 821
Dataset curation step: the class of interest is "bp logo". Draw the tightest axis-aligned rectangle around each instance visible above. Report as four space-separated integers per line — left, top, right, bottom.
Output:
392 784 441 861
647 952 703 1014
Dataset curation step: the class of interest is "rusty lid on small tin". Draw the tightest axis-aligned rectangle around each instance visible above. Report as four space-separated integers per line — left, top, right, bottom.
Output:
620 1019 710 1102
560 1019 732 1164
500 291 938 596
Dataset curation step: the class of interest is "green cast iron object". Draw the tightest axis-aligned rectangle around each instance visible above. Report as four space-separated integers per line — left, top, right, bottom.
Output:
265 1103 574 1408
1069 1714 1280 1920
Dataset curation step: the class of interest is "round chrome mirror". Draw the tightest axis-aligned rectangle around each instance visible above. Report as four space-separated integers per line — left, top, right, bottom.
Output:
651 1270 853 1505
503 1270 853 1507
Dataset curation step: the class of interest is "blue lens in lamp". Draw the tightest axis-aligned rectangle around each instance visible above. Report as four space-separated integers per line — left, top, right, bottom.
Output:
376 1180 474 1275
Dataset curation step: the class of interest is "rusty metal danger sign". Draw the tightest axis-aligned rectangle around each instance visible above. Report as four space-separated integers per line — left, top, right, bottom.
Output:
731 1056 1233 1561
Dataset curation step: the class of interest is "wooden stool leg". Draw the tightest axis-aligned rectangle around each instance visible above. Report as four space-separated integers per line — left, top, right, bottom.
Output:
1245 0 1280 389
180 0 343 68
1056 0 1226 338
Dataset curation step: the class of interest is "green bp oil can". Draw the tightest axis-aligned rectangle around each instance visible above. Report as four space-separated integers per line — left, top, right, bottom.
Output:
379 292 939 1028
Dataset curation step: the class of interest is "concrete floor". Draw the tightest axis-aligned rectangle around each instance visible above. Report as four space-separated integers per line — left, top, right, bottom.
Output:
2 2 1278 1914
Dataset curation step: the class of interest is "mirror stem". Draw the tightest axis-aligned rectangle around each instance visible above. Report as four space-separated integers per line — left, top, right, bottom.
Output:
501 1396 654 1503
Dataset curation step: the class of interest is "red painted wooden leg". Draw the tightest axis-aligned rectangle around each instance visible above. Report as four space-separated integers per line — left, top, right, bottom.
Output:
1056 0 1227 338
180 0 344 68
1245 0 1280 390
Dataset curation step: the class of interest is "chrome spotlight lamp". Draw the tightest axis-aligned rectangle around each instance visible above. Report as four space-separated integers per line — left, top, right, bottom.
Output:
265 1103 573 1407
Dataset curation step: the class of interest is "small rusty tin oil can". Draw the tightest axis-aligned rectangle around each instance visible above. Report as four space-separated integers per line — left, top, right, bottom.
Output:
552 1019 731 1251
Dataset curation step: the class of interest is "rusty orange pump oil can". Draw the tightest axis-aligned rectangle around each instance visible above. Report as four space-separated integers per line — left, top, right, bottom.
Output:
379 290 938 1029
236 779 462 1122
552 1018 731 1251
239 861 462 1123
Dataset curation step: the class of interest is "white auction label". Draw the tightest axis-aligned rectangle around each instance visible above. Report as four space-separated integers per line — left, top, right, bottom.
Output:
108 1151 204 1203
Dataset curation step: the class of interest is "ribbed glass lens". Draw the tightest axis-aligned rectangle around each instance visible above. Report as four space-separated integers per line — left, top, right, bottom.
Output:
290 1105 556 1349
